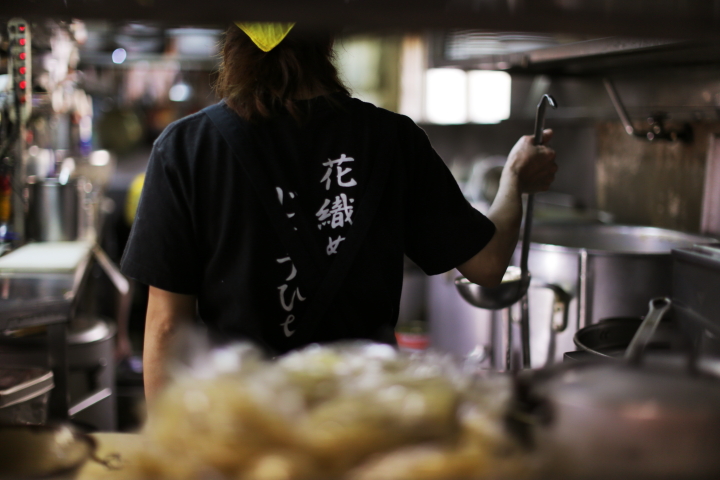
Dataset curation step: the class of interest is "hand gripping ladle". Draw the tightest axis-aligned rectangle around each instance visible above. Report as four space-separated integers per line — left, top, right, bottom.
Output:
455 94 557 366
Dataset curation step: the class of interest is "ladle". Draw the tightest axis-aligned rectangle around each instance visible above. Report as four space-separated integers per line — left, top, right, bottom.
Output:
455 94 557 367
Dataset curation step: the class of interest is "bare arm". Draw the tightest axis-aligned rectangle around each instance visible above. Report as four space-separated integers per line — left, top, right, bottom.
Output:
458 130 557 287
143 286 197 405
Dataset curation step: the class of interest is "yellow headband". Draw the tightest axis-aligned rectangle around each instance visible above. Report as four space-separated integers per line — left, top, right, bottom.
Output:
235 23 295 52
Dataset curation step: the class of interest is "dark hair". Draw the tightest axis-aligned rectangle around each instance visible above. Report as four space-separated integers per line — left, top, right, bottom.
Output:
215 26 350 121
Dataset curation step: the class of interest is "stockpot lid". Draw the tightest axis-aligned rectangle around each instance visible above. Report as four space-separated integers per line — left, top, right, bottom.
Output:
528 224 715 256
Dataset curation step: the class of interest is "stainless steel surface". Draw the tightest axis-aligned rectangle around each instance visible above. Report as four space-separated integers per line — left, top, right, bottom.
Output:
625 297 671 363
0 246 126 425
603 77 637 137
517 94 557 368
531 224 711 254
528 362 720 479
0 318 117 431
454 94 557 312
455 267 530 311
672 245 720 357
427 272 494 367
455 95 557 369
523 224 714 366
67 317 114 344
536 282 571 366
573 317 684 359
521 305 720 479
433 34 720 75
26 179 82 242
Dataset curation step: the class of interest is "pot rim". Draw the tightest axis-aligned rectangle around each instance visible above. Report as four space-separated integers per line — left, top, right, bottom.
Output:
527 224 715 256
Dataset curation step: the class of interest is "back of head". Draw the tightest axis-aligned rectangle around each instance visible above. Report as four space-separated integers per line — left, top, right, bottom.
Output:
215 26 350 122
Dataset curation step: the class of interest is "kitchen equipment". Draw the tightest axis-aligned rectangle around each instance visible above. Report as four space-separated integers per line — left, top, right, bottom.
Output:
624 297 671 362
455 94 557 312
573 316 685 359
524 224 714 366
0 317 117 431
604 78 693 143
427 271 495 368
672 244 720 357
0 424 110 478
26 178 82 242
455 266 526 311
0 367 54 424
514 297 720 479
463 156 506 206
455 94 557 369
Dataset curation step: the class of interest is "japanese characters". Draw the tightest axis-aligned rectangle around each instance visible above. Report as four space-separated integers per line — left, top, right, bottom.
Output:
275 187 305 337
317 154 357 255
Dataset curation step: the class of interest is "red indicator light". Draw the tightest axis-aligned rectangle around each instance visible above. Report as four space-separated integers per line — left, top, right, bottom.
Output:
19 26 26 32
19 67 26 75
19 52 26 60
19 81 27 90
19 39 26 46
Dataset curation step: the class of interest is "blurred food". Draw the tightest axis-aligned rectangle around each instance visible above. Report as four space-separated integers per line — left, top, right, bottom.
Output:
120 343 531 480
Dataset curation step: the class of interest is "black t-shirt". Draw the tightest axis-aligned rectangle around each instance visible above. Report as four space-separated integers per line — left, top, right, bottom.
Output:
120 95 495 354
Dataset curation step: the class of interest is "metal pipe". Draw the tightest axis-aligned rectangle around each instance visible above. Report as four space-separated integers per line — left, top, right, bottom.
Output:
603 78 638 136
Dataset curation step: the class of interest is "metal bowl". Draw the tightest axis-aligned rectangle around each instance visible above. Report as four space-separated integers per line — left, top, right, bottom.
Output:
455 266 531 310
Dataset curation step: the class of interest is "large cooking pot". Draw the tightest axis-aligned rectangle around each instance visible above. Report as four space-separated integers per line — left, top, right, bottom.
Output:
523 224 714 367
512 298 720 479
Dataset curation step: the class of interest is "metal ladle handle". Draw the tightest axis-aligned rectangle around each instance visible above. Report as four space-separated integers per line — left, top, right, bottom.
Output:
520 94 557 277
519 94 557 369
625 297 672 365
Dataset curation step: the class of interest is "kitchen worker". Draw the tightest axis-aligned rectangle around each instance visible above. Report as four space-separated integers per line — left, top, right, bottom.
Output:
120 23 557 402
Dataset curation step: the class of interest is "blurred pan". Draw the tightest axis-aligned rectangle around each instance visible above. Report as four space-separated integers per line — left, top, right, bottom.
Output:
0 423 120 479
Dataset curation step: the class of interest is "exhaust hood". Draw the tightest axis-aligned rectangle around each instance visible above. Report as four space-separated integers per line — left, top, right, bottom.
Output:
430 31 720 75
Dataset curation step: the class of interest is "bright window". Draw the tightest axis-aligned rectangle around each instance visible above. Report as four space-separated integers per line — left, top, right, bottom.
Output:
468 70 511 124
425 68 468 124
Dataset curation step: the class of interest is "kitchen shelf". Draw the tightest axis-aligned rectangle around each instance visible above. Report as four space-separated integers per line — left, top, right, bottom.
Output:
0 243 130 423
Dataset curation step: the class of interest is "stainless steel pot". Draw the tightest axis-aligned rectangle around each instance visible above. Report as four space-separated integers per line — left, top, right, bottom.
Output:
513 298 720 479
522 224 714 366
26 178 82 242
523 360 720 479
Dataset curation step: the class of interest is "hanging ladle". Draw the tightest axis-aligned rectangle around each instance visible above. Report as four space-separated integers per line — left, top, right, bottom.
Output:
455 94 557 310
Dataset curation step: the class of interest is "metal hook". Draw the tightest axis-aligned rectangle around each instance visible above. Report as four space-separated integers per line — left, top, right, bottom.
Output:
534 94 557 146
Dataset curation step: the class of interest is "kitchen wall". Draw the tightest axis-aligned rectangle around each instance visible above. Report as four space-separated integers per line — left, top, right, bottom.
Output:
596 121 719 233
420 66 720 234
421 120 598 209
